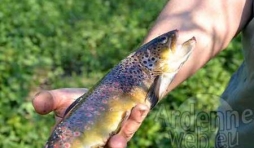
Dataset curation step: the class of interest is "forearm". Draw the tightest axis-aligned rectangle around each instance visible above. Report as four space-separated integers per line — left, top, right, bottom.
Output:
144 0 253 92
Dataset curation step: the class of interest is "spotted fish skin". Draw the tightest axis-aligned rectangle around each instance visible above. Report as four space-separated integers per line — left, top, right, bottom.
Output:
45 30 196 148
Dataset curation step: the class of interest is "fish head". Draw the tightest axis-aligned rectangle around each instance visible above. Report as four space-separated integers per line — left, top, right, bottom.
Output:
136 30 196 106
137 30 196 75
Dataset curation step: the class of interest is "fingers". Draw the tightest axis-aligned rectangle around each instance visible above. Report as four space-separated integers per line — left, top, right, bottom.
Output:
107 104 150 148
32 88 88 118
106 135 127 148
119 104 150 140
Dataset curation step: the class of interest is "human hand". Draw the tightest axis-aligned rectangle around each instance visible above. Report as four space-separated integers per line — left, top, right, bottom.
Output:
32 88 149 148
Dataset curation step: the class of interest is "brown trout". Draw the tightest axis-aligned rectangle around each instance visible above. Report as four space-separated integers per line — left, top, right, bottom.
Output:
45 30 196 148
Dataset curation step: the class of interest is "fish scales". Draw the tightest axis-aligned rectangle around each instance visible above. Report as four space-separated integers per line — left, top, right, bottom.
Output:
45 30 196 148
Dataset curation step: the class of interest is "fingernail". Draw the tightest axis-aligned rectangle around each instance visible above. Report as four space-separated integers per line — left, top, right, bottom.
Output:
139 106 149 118
139 104 148 111
34 91 42 98
33 90 49 99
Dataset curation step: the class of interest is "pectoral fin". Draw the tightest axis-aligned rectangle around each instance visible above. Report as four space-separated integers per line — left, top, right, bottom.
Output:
146 72 177 109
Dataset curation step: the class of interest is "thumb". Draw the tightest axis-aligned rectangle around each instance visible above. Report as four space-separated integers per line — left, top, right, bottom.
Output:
32 88 88 116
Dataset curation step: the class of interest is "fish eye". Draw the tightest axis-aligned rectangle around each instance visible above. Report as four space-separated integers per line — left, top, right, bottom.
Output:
160 36 168 44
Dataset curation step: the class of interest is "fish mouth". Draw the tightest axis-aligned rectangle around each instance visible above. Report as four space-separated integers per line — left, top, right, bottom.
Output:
171 36 196 62
169 30 196 55
181 36 196 56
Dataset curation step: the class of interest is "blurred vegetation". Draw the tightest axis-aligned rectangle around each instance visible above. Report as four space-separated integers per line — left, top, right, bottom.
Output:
0 0 243 148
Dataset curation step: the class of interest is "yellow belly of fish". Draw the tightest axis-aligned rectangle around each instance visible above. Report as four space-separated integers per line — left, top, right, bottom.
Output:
71 86 149 148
